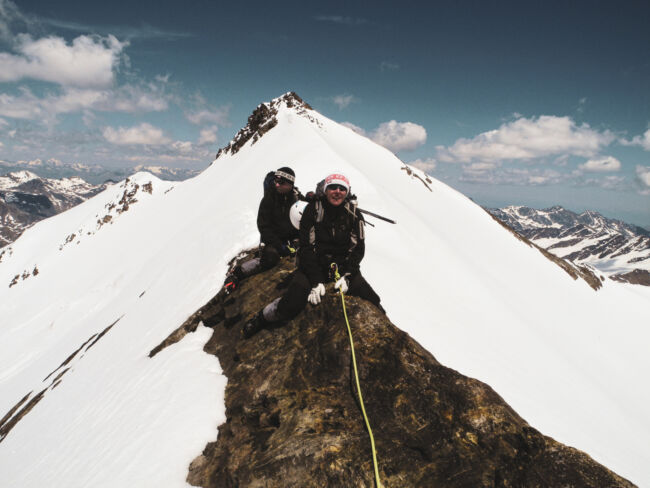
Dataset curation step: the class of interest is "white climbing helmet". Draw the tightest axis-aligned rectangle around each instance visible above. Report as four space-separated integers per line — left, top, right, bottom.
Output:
290 200 309 229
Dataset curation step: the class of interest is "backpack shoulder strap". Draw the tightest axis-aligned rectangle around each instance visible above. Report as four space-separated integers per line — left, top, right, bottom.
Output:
315 200 325 223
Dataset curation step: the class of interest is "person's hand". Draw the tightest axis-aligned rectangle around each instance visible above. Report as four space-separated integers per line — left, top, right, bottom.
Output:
334 276 349 294
308 283 326 305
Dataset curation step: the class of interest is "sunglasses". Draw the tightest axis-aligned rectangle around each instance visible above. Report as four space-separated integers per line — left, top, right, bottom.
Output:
326 184 348 192
274 177 292 185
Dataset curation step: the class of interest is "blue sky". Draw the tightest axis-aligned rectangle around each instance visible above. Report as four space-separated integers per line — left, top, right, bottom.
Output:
0 0 648 227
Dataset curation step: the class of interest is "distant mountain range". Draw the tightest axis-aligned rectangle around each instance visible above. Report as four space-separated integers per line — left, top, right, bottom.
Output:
0 171 104 247
0 160 202 185
487 205 650 285
0 163 204 247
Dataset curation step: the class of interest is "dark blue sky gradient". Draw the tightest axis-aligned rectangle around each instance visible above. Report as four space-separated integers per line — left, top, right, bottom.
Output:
2 0 649 225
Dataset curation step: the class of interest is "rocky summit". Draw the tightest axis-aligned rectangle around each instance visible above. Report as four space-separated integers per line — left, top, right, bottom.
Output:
153 251 634 488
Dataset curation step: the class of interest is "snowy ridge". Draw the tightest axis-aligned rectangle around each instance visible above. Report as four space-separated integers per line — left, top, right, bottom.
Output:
1 96 650 486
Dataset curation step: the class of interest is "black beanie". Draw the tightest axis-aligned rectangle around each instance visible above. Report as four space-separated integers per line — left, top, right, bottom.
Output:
275 166 295 183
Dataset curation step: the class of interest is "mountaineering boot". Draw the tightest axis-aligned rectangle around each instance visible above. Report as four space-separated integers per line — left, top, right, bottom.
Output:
242 311 268 339
224 267 243 295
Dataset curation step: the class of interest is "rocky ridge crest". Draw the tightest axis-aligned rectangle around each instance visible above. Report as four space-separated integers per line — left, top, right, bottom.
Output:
215 92 314 159
153 252 633 487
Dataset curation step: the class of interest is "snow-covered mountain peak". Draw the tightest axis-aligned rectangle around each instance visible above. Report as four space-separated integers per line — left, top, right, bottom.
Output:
1 94 650 486
0 170 39 189
216 91 318 159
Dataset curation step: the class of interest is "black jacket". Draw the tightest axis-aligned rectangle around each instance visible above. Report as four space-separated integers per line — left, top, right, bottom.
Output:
257 188 302 250
298 198 365 286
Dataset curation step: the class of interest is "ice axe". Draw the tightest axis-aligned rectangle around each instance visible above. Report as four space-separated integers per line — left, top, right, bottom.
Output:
358 207 396 225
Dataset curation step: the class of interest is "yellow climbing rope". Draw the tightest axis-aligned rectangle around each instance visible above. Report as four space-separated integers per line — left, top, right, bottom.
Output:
331 264 383 488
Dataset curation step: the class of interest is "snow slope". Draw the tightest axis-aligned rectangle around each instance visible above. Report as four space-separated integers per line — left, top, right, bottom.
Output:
1 95 650 487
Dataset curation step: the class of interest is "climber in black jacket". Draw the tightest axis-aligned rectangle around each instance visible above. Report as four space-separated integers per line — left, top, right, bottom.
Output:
243 173 382 338
224 166 304 294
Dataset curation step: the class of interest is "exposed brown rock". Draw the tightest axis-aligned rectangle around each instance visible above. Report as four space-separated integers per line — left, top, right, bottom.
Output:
610 269 650 286
0 388 47 443
0 317 121 444
8 274 19 288
154 254 631 487
215 92 313 159
400 165 433 192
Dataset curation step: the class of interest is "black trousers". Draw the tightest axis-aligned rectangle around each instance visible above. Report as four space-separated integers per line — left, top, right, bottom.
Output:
276 269 381 322
259 245 281 270
239 245 282 279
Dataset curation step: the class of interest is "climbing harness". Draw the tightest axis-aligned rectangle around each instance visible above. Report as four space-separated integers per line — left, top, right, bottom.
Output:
330 263 383 488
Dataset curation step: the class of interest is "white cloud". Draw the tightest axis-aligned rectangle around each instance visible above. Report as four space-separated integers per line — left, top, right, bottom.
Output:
465 162 498 172
636 165 650 194
620 129 650 151
197 126 218 146
186 107 229 126
332 94 354 110
370 120 427 152
380 61 399 72
110 84 169 112
437 115 615 163
341 122 366 136
171 140 193 154
460 166 564 186
0 84 169 121
341 120 427 152
579 175 627 190
103 123 170 146
577 97 587 113
578 156 621 172
409 158 436 173
313 15 368 25
0 34 126 88
0 0 27 42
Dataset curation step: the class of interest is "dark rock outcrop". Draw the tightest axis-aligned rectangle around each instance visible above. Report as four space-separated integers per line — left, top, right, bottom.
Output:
610 269 650 286
153 253 632 487
215 92 313 159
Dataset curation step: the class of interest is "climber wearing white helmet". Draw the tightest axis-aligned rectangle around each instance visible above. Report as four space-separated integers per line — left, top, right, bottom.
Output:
224 166 305 294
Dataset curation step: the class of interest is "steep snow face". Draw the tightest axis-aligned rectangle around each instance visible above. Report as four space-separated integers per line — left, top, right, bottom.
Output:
1 95 650 487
